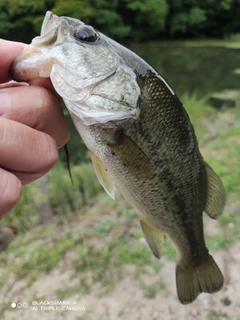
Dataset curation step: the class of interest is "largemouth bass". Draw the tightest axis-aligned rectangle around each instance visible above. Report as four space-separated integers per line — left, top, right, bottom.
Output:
11 11 226 304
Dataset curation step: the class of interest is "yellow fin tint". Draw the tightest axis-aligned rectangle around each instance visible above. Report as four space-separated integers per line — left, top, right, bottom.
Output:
204 162 226 219
90 152 115 200
140 219 164 259
110 132 154 179
176 254 224 304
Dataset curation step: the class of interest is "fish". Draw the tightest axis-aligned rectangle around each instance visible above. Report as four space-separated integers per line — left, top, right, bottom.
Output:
11 11 226 304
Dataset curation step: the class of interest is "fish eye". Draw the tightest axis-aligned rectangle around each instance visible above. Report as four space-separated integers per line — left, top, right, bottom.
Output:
74 26 98 43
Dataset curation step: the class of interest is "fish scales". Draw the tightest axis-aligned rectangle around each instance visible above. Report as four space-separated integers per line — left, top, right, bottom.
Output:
11 11 226 304
89 70 208 261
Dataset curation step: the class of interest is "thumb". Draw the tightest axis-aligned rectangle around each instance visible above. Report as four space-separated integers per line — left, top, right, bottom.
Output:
0 39 26 83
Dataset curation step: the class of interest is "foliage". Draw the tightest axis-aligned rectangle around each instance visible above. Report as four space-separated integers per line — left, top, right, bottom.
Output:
123 0 169 40
51 0 168 40
1 0 239 42
169 7 207 36
0 0 55 42
167 0 240 38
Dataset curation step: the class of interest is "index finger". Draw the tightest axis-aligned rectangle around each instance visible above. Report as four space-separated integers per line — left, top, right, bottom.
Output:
0 39 26 83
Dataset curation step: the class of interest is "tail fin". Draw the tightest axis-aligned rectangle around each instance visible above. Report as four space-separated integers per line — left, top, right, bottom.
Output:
176 254 224 304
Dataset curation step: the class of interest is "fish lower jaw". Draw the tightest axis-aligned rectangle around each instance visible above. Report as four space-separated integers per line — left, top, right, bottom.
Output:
11 44 54 81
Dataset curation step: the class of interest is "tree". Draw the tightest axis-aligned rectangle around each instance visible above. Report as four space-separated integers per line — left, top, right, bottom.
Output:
0 0 55 42
166 0 240 38
123 0 169 40
0 0 239 43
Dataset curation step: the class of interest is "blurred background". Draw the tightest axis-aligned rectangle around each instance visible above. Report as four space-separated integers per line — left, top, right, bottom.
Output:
0 0 240 319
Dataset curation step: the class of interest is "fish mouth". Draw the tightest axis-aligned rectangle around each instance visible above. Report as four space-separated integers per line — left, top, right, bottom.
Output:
11 46 54 82
10 11 63 82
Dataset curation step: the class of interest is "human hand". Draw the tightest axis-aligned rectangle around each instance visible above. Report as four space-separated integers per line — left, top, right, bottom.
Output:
0 39 70 217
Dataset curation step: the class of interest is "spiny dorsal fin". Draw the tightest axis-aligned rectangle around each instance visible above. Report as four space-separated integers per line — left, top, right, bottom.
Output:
204 161 226 219
90 151 115 199
140 219 164 259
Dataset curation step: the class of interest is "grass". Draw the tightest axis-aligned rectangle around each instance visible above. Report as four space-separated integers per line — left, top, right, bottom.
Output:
141 277 169 299
56 276 91 300
0 227 78 289
206 314 219 320
1 92 240 314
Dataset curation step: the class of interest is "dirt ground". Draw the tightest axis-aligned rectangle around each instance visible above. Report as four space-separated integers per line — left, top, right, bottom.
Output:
1 240 240 320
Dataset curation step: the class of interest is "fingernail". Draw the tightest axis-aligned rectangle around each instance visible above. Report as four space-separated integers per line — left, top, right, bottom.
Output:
0 92 10 116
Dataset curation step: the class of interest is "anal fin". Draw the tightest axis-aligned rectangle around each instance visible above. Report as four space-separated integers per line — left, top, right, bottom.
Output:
140 219 164 259
90 151 115 200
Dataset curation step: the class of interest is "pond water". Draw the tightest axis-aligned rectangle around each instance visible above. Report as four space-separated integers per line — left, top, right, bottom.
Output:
64 41 240 163
131 41 240 107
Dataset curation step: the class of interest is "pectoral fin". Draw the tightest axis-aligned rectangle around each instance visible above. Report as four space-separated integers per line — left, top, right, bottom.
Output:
90 151 115 199
204 162 226 219
110 131 154 179
140 219 164 259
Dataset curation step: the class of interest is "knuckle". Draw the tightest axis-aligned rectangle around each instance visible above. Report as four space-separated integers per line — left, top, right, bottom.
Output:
41 135 59 171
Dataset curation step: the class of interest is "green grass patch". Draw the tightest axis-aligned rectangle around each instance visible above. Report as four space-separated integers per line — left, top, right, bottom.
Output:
0 228 80 288
56 276 91 300
141 277 169 299
206 314 219 320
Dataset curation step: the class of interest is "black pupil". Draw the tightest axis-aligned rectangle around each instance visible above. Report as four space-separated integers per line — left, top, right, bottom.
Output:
75 27 97 43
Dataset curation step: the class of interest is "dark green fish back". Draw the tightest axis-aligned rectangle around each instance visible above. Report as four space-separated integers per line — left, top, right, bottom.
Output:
119 70 208 260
